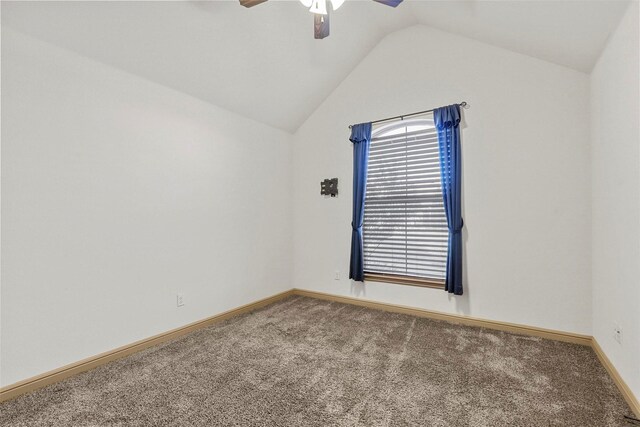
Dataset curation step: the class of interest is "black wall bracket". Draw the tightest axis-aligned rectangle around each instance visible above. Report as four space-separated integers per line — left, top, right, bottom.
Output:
321 178 338 197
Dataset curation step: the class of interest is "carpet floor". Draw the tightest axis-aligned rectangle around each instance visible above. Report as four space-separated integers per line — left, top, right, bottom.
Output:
0 295 635 426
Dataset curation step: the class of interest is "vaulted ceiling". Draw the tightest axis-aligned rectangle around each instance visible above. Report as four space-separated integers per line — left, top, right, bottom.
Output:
2 0 630 132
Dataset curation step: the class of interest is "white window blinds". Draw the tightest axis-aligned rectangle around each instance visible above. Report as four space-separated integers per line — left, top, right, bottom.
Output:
363 118 448 282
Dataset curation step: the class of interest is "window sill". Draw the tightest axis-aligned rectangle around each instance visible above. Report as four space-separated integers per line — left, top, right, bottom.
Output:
364 273 444 290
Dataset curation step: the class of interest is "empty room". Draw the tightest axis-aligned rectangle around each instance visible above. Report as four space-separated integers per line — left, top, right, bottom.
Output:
1 0 639 425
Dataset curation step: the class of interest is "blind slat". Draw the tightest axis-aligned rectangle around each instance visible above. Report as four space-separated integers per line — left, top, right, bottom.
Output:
371 128 437 142
364 242 448 250
369 143 440 157
364 254 447 264
367 172 442 180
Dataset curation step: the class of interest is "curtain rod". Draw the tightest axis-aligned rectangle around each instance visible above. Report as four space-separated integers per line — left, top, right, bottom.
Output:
348 102 468 129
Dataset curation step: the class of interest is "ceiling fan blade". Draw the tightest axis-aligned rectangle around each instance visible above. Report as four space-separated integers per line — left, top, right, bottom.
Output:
239 0 268 8
372 0 403 7
314 12 330 39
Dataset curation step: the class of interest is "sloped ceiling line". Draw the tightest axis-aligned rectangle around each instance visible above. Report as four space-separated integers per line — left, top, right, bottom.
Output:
1 0 629 132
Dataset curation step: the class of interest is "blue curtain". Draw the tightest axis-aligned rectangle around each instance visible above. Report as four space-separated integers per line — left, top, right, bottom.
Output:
434 105 464 295
349 123 372 282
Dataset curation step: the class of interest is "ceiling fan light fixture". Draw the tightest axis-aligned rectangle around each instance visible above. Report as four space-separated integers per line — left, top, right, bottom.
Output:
331 0 345 10
239 0 403 39
309 0 328 15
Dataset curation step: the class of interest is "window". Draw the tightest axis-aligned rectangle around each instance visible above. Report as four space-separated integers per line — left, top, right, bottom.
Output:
363 117 448 288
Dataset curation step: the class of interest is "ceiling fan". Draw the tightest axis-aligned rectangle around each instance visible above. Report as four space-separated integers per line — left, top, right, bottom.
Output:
239 0 403 39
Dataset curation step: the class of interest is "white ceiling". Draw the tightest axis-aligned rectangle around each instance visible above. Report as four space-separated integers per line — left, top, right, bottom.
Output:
2 0 630 132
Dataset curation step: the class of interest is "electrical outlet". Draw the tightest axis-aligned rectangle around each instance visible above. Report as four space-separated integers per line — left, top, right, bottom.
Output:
334 270 340 280
613 324 623 344
176 293 185 307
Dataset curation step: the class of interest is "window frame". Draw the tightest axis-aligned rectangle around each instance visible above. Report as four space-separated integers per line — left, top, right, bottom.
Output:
362 117 446 289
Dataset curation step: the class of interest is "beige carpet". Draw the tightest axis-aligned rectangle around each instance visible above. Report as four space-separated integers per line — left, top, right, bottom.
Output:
0 295 635 426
